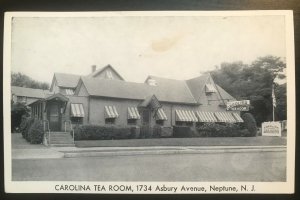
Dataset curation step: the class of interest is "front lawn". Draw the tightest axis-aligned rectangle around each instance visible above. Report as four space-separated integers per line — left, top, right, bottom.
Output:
75 136 286 148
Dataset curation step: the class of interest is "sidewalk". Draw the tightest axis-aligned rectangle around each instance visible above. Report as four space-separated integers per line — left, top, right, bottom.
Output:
11 133 286 159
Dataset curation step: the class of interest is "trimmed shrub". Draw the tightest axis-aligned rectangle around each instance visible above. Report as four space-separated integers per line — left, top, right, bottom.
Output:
195 123 250 137
139 126 153 139
161 127 173 137
173 126 193 138
19 115 28 137
241 113 257 137
153 126 173 138
28 120 44 144
20 117 35 141
130 126 140 139
73 125 139 140
152 125 162 138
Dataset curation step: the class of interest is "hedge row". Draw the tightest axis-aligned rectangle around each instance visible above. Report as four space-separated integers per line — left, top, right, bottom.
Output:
73 125 174 140
172 113 257 137
172 124 251 138
73 125 139 140
20 116 44 144
195 123 251 137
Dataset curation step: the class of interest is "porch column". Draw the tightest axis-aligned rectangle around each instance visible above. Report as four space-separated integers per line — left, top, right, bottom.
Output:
40 102 43 120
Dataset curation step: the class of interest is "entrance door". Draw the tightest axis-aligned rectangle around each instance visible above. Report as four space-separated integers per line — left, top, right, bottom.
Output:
141 109 152 138
47 102 61 131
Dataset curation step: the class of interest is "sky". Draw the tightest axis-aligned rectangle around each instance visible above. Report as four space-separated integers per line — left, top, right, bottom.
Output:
11 14 286 84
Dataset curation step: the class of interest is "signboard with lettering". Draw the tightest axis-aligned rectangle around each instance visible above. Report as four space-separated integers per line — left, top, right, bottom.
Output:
226 100 250 111
262 121 282 137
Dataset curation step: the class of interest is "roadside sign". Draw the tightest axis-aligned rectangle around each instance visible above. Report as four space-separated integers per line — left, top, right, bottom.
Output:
262 121 282 137
226 100 250 111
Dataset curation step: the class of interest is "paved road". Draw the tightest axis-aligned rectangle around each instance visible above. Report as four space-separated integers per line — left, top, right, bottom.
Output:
12 151 286 181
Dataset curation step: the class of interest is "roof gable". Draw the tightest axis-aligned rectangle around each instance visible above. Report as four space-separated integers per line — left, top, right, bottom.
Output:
45 93 69 102
52 73 81 89
87 65 124 81
186 74 235 104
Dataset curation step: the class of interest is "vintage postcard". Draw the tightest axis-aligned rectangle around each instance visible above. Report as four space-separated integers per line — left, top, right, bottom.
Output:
3 11 295 193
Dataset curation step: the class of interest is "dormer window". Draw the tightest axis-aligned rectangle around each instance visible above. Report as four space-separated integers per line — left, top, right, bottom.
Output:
205 84 217 93
147 78 157 86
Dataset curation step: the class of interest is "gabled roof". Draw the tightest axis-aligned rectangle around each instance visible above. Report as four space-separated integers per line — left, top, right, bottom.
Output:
79 77 197 104
215 85 235 101
146 75 197 104
139 94 161 108
185 74 210 102
86 64 125 80
186 74 235 103
11 86 49 99
45 93 69 102
52 73 81 89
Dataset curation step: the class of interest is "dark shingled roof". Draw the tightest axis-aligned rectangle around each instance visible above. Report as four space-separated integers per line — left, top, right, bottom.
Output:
54 73 81 88
185 74 210 102
11 86 49 99
80 77 197 104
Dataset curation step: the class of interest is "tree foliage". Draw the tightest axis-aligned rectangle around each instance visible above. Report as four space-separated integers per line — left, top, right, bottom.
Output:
11 101 30 132
11 72 49 90
209 56 286 125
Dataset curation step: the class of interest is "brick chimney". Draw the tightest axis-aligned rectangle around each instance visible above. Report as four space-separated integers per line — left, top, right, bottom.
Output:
92 65 96 73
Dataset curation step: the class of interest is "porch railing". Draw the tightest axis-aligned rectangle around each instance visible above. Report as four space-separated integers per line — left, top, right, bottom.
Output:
64 120 75 144
43 119 51 145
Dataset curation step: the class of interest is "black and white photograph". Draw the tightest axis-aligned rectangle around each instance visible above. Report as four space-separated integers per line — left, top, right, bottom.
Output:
3 11 295 193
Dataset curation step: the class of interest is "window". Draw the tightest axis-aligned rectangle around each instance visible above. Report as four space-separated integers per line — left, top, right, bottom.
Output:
156 120 164 126
127 119 137 125
105 118 116 124
71 117 83 124
175 121 193 126
205 84 217 93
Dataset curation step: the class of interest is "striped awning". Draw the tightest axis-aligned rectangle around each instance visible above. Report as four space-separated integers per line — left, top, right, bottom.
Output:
175 110 198 122
205 84 217 93
70 103 85 117
127 107 140 119
232 112 244 122
104 106 119 118
156 108 167 120
214 112 236 123
195 111 218 122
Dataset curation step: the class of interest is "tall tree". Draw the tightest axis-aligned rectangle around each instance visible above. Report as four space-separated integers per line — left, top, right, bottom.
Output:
210 56 286 125
11 72 49 90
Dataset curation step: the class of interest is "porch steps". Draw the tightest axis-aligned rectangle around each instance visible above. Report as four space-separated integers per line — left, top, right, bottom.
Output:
49 132 75 147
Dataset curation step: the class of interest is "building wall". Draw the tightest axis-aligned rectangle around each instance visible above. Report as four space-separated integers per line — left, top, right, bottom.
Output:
31 95 238 131
89 97 142 126
62 96 89 129
87 97 231 127
158 103 198 126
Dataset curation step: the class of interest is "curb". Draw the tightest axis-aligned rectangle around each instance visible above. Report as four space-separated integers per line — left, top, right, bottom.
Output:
62 146 287 158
